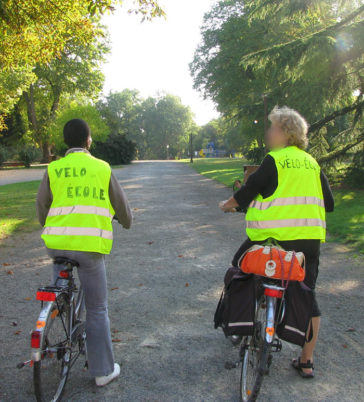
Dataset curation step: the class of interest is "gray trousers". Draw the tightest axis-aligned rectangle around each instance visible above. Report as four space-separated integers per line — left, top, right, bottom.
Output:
46 248 115 377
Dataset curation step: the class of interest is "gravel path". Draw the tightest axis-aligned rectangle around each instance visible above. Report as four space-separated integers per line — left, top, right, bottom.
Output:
0 161 363 401
0 168 46 186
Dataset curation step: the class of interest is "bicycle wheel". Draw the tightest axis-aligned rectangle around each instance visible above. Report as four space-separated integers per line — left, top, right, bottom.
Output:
34 294 71 402
240 297 271 402
70 288 87 367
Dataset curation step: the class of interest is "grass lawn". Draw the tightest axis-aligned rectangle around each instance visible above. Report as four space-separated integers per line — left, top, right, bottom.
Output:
326 190 364 254
181 158 248 187
0 181 41 241
185 158 364 254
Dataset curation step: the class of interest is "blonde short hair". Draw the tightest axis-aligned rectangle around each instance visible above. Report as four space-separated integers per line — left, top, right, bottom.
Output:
268 106 309 150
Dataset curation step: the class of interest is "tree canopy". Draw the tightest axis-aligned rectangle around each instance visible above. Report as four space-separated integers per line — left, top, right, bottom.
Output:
0 0 165 131
190 0 364 175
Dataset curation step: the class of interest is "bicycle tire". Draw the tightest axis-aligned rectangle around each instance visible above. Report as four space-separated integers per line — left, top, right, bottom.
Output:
240 294 271 402
240 338 271 402
33 295 71 402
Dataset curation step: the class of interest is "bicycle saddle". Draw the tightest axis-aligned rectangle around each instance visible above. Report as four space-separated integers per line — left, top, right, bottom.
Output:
54 257 80 268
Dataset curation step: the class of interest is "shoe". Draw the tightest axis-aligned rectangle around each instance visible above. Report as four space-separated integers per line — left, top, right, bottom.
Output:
95 363 120 386
231 335 243 346
292 357 314 379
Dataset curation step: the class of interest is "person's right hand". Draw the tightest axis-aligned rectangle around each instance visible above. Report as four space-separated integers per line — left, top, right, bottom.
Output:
219 201 237 213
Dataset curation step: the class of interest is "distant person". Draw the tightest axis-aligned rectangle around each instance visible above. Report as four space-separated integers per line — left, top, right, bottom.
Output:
219 106 334 378
36 118 133 386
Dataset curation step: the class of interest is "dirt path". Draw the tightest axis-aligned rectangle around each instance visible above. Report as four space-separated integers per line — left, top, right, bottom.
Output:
0 161 363 401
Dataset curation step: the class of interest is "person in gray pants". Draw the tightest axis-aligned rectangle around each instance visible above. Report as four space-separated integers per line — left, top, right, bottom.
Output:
36 119 133 386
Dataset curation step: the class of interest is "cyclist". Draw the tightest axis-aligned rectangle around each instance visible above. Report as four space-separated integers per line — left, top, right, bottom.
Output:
219 106 334 379
36 118 132 386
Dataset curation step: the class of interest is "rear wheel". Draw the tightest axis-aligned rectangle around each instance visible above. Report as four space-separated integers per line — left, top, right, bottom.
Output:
240 296 271 402
34 295 71 402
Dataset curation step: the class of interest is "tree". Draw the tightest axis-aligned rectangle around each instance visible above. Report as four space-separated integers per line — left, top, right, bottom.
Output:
191 0 364 167
20 31 109 161
48 102 110 154
140 94 195 159
97 89 143 137
0 0 165 130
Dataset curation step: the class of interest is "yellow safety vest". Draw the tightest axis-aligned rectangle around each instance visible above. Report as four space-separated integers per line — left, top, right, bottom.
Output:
41 152 115 254
245 146 326 242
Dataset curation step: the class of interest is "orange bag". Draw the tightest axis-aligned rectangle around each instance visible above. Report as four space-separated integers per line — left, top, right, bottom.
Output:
238 244 305 283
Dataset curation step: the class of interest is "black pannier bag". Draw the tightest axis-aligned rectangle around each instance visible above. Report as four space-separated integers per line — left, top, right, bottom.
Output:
214 267 256 337
276 281 314 347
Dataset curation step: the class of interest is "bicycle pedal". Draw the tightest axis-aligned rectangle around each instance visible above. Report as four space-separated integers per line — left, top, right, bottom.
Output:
271 339 282 352
224 361 239 370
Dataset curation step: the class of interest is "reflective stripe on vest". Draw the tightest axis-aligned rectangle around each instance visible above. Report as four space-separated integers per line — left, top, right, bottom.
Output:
43 226 113 240
246 218 326 230
47 205 113 218
249 196 325 210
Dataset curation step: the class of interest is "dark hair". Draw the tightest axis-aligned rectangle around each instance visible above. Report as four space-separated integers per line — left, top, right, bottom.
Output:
63 119 91 148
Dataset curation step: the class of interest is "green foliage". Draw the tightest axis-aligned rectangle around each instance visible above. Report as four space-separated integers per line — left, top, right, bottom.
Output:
0 0 164 130
98 91 196 160
309 127 330 160
49 102 110 154
140 94 195 159
97 89 143 138
21 30 110 161
93 134 136 165
190 0 364 179
344 145 364 188
18 146 42 168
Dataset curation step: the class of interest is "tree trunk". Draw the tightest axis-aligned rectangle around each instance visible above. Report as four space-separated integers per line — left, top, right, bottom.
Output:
23 84 39 136
50 86 61 119
41 142 52 163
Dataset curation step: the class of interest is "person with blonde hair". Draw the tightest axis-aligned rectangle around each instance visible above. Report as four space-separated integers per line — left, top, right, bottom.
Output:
219 106 334 378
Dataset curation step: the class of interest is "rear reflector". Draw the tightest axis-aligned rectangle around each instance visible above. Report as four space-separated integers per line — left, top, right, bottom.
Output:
31 331 41 348
59 270 69 278
36 291 56 302
264 288 283 298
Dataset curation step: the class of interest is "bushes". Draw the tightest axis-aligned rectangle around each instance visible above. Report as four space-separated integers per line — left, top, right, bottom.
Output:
344 150 364 189
93 134 136 165
18 146 42 168
0 145 8 166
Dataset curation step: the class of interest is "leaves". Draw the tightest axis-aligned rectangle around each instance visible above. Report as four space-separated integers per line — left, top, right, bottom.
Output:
0 0 165 131
191 0 364 168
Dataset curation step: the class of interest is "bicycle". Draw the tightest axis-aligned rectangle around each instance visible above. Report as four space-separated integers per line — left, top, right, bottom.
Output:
18 257 87 402
239 278 286 402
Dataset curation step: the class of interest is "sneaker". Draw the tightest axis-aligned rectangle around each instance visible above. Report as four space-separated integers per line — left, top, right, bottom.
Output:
95 363 120 387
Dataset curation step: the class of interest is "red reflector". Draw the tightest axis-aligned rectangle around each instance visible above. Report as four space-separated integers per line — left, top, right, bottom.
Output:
36 291 56 301
31 331 41 348
264 288 283 298
59 271 69 278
